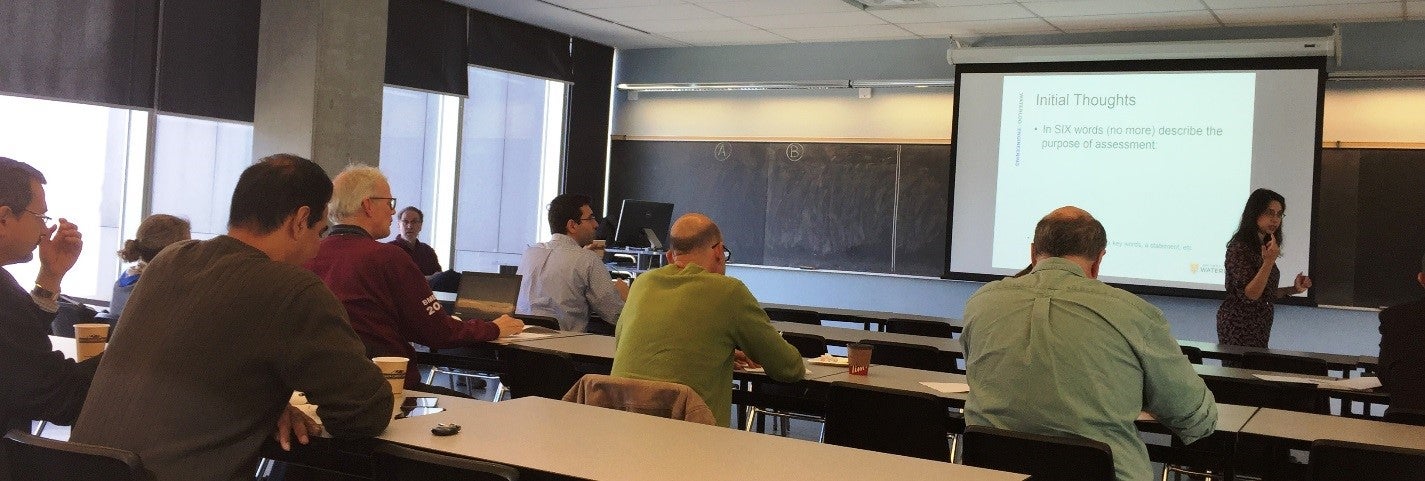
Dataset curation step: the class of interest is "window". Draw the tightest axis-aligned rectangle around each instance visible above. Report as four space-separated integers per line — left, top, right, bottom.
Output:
452 66 568 272
149 115 254 240
379 86 461 270
0 94 147 300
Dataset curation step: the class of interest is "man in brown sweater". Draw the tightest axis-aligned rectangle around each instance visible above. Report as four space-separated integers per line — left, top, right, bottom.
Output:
72 154 393 481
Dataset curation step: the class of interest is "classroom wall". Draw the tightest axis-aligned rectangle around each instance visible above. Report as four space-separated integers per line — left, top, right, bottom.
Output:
608 21 1425 356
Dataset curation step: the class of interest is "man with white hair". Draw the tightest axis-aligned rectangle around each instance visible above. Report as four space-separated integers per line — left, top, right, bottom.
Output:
305 165 522 393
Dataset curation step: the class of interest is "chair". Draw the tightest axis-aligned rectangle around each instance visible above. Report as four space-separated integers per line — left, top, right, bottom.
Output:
373 442 519 481
781 332 827 358
823 382 954 462
428 270 461 293
562 374 716 425
857 339 962 374
1384 407 1425 426
4 428 150 481
961 425 1115 481
499 346 584 400
497 264 519 275
884 318 957 339
764 307 822 325
1180 345 1204 364
1241 351 1331 414
1309 439 1425 481
512 314 560 330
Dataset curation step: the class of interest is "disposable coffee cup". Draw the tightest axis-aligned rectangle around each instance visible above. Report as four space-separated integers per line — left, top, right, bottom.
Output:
847 343 873 376
73 323 110 362
372 356 409 396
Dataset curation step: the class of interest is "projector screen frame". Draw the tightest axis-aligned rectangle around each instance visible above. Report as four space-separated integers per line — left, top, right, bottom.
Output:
941 56 1326 305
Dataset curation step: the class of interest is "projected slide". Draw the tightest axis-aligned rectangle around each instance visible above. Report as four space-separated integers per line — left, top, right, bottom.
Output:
947 57 1323 296
991 73 1255 284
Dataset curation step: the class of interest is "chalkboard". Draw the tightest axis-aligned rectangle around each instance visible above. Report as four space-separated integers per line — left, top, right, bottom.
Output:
1316 148 1425 309
607 140 950 277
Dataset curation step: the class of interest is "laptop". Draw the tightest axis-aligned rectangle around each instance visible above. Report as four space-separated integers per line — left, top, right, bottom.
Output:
452 271 522 320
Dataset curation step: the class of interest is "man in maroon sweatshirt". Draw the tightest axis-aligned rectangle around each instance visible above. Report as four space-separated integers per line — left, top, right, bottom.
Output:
305 165 522 392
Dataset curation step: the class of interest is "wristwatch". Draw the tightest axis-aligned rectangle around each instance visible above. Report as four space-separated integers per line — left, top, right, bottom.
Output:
32 284 58 302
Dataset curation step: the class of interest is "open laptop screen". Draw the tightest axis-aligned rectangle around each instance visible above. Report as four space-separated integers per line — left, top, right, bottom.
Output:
453 272 521 320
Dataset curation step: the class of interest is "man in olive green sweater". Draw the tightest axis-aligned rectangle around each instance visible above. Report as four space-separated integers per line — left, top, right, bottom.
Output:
611 213 805 426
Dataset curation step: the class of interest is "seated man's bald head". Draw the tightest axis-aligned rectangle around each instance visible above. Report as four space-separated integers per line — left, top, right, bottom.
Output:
1032 205 1106 261
669 213 720 254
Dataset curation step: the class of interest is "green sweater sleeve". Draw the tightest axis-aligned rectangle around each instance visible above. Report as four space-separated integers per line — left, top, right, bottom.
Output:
725 280 805 382
1134 304 1218 444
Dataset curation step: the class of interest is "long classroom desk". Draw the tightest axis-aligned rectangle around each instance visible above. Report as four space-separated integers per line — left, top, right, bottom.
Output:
378 395 1029 481
762 302 960 331
771 321 961 353
1177 340 1363 375
1239 407 1425 451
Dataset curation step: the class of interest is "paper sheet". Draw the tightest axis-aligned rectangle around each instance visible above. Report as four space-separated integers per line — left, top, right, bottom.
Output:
1316 376 1382 391
920 382 970 394
507 332 555 340
1252 374 1326 384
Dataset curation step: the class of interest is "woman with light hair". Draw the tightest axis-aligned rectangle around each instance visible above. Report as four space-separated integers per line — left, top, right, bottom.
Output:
110 214 191 318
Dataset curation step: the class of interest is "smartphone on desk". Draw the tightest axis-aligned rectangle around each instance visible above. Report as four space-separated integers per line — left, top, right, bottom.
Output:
395 396 442 419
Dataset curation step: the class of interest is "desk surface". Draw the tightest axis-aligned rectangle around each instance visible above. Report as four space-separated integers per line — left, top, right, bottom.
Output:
772 321 961 353
514 332 616 359
1240 407 1425 450
1177 340 1361 371
815 364 967 401
380 396 1027 481
762 302 961 327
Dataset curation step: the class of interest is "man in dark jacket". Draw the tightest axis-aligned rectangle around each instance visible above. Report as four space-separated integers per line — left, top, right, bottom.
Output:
1379 253 1425 417
0 157 89 481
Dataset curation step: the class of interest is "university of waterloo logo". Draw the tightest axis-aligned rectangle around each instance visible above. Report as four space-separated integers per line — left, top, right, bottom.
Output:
1190 263 1200 274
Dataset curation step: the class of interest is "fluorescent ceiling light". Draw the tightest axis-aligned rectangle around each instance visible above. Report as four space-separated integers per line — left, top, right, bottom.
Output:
850 79 954 88
1327 70 1425 81
616 81 850 92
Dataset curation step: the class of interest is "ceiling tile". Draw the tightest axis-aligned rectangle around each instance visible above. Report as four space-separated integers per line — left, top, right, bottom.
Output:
1215 2 1404 24
772 23 921 42
1049 10 1222 32
739 11 889 29
1023 0 1206 18
899 18 1060 36
867 3 1035 23
621 16 754 33
583 3 722 22
542 0 686 8
694 0 863 16
659 29 797 45
1201 0 1391 8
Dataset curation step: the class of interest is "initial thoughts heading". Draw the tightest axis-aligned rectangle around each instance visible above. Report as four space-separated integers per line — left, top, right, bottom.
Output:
1035 93 1137 109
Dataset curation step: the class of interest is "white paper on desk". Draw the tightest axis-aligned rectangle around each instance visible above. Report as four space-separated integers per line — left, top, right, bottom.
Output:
1252 374 1324 384
507 332 554 340
739 367 765 374
1317 376 1382 391
920 382 970 394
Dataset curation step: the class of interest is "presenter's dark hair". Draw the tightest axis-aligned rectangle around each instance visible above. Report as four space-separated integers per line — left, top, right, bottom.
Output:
0 157 46 216
1033 215 1107 259
547 193 591 235
1229 188 1286 248
398 206 423 221
228 154 332 234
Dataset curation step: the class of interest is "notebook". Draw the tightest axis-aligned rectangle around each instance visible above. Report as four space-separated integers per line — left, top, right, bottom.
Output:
452 271 522 320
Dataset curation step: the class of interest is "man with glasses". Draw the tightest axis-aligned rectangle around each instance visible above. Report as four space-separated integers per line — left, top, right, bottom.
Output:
516 193 628 332
611 213 804 427
0 157 89 480
305 165 522 394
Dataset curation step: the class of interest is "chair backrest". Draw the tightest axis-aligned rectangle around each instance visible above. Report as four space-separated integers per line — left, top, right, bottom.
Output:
1202 375 1325 413
884 318 956 339
1242 351 1329 376
764 307 822 325
781 332 827 358
4 429 149 481
1310 439 1425 481
499 346 584 400
962 425 1115 481
429 270 461 293
1384 408 1425 426
561 374 717 425
512 314 560 330
857 339 961 374
823 382 952 462
373 442 519 481
1180 345 1204 364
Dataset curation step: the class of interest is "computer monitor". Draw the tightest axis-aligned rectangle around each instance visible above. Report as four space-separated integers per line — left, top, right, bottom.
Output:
613 199 674 250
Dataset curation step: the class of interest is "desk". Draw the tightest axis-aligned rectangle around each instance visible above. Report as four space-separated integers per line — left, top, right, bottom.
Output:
514 333 616 360
762 302 962 331
815 365 968 404
1177 340 1362 374
1240 407 1425 450
47 334 76 360
379 396 1027 481
772 321 961 353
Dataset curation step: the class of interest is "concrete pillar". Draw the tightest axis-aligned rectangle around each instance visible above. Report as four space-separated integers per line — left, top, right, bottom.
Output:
253 0 387 175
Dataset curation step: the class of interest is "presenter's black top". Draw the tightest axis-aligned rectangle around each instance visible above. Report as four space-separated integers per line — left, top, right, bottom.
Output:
1216 238 1279 348
1379 297 1425 415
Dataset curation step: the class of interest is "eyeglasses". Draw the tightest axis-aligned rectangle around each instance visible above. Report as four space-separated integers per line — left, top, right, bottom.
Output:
23 209 52 227
368 197 397 210
579 215 599 224
715 243 732 262
1260 211 1285 219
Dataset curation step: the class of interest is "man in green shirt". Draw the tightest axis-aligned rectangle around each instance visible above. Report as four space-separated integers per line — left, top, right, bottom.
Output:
961 206 1217 481
611 213 805 426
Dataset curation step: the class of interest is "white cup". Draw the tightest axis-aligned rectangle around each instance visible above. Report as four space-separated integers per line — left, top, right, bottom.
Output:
372 356 409 396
